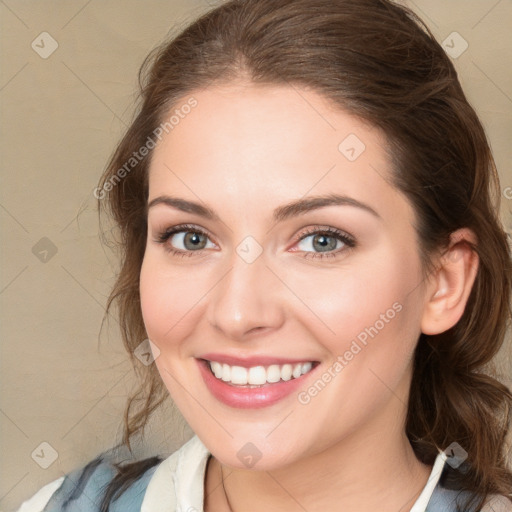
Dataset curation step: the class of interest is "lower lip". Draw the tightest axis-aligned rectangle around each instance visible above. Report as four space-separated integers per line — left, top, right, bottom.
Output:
196 359 318 409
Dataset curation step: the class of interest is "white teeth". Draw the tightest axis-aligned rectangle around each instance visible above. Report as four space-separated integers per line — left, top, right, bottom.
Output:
221 363 231 382
230 366 248 385
281 364 293 381
292 364 302 379
301 362 312 374
248 366 267 385
267 364 281 383
211 361 223 379
208 360 315 385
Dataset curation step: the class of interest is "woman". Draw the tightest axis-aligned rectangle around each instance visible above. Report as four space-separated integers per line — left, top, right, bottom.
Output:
17 0 512 510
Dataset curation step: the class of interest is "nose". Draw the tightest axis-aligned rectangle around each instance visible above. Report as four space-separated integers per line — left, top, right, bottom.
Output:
207 246 286 341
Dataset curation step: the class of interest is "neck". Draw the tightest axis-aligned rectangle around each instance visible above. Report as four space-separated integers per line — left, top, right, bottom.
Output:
204 379 432 512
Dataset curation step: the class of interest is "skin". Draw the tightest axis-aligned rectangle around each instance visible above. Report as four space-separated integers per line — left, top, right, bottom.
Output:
139 81 479 511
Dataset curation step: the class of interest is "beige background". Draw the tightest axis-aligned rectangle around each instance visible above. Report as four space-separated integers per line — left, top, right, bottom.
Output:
1 0 511 510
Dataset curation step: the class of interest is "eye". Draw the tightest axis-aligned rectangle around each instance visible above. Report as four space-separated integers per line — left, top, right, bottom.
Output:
293 226 356 259
154 224 216 257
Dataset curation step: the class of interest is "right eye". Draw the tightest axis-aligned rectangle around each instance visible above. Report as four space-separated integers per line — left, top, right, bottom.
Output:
154 224 216 257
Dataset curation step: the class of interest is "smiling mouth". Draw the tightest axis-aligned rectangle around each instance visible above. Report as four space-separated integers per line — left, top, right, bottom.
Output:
203 359 319 387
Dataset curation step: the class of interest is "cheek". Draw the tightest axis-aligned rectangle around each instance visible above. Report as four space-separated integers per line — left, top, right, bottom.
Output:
139 249 214 346
295 251 423 365
294 270 422 436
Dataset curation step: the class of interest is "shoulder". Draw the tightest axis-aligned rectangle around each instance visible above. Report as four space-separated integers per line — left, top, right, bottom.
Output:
16 436 210 512
427 459 512 512
481 494 512 512
16 448 162 512
17 477 65 512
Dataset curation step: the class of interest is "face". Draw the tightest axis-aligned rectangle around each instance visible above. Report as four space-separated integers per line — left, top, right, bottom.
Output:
140 82 430 470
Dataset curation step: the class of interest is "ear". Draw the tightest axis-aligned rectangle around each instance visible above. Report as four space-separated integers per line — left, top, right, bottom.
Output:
421 228 479 335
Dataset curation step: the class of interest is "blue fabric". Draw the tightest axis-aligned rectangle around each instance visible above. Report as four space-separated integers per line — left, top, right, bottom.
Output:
42 453 158 512
426 462 481 512
426 485 480 512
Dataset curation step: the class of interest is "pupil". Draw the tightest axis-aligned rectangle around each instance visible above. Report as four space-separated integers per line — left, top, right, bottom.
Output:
185 232 205 250
314 234 336 252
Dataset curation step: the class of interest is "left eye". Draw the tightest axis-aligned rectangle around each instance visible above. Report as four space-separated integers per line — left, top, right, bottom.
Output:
293 228 356 259
297 232 344 253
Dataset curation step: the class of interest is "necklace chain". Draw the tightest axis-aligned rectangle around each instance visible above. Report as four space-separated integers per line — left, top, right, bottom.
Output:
220 463 234 512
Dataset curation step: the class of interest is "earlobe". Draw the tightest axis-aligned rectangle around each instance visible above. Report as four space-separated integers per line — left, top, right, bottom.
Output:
420 228 479 336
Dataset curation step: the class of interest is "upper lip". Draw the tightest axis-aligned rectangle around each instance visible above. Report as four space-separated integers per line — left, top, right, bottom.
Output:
199 352 319 368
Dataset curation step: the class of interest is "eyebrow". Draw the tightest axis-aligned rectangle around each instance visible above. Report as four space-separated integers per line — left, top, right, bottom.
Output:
147 193 380 222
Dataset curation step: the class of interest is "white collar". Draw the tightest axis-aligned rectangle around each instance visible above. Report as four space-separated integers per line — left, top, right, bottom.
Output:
142 435 211 512
409 450 447 511
142 435 446 512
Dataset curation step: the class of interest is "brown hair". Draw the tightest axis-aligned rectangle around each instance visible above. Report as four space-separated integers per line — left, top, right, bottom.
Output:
96 0 512 510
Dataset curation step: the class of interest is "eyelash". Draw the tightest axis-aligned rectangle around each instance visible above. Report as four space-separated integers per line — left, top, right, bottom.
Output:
153 223 356 260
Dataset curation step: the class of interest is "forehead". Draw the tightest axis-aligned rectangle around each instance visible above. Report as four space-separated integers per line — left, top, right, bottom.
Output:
147 83 408 223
